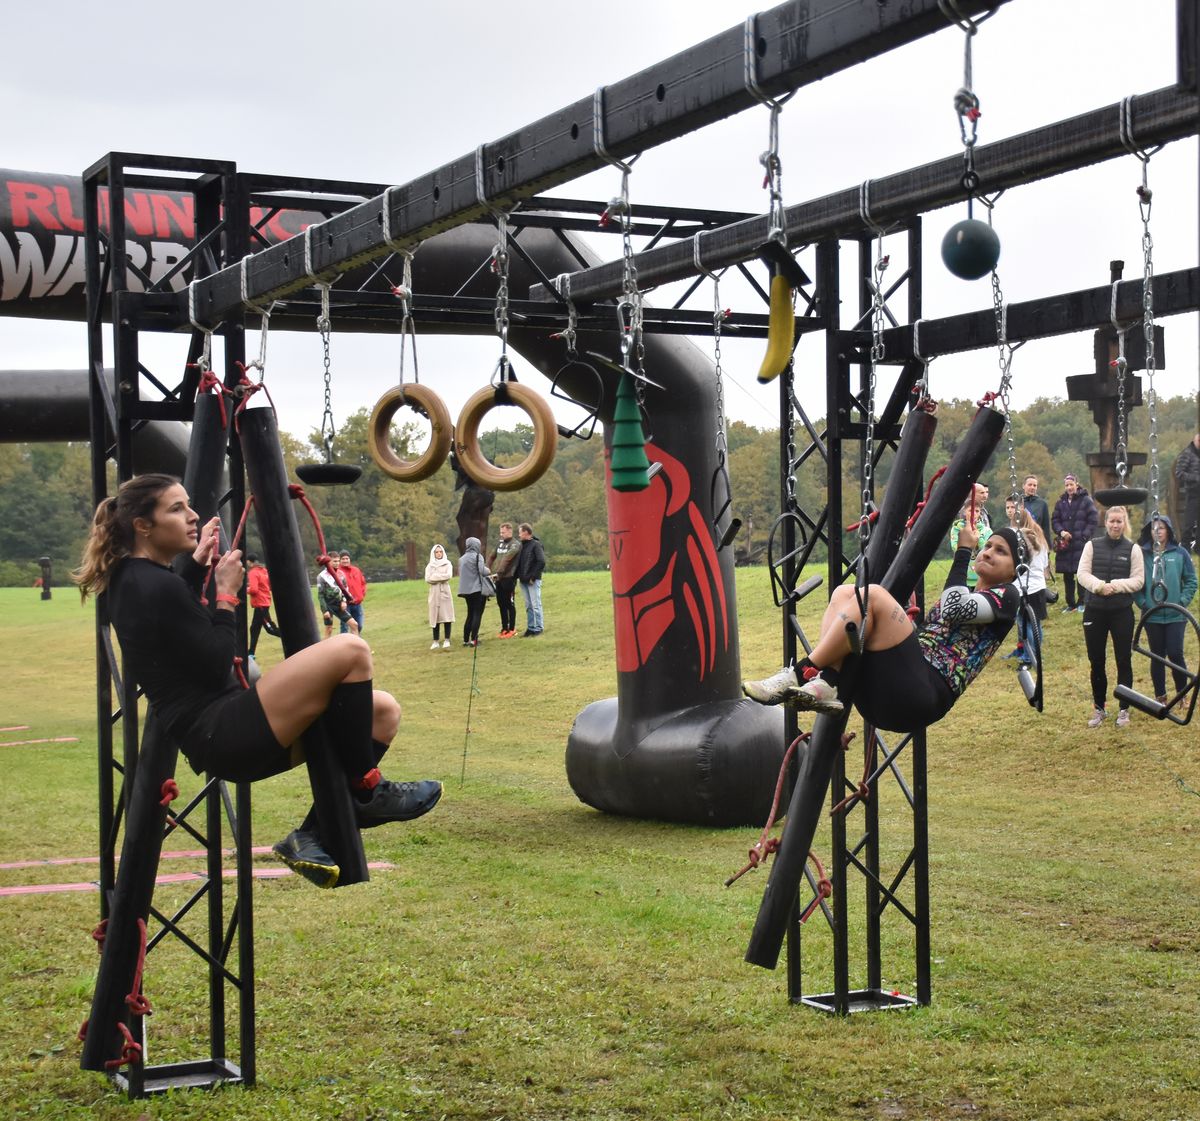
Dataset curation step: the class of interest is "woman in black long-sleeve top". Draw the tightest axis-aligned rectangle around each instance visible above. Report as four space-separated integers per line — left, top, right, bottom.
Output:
75 474 442 888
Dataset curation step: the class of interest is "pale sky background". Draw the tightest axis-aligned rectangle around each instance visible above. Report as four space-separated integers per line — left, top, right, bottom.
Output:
2 0 1196 444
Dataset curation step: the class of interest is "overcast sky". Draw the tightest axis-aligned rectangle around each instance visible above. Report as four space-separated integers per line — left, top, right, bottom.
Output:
2 0 1196 445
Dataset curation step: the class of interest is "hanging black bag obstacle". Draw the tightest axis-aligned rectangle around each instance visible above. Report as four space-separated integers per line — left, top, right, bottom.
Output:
296 286 361 487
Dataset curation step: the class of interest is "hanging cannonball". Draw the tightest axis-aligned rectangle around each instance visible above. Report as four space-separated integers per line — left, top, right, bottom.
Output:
941 218 1001 280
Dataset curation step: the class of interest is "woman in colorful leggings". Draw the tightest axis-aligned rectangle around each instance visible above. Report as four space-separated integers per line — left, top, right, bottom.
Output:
743 525 1021 733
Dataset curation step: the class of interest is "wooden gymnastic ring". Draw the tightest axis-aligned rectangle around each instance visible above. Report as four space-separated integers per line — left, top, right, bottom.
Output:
454 382 557 492
367 384 452 482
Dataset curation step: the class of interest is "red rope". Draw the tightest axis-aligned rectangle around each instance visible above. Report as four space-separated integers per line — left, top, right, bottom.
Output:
905 466 948 531
123 917 152 1018
159 779 179 807
189 367 233 429
724 733 808 886
231 363 277 433
90 918 108 952
104 1021 143 1071
798 852 833 924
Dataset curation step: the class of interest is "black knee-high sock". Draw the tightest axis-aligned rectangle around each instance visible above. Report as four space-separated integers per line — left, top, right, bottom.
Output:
298 739 389 834
325 680 377 789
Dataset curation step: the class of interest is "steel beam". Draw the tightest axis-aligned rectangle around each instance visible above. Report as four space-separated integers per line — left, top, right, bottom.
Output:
530 85 1198 303
859 266 1198 360
187 0 1009 326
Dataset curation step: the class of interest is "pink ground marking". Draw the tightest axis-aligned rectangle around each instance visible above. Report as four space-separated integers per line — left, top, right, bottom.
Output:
0 725 31 732
0 737 79 747
0 862 395 897
0 846 275 871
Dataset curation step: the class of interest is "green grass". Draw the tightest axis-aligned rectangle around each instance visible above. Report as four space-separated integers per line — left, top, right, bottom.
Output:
1 570 1198 1120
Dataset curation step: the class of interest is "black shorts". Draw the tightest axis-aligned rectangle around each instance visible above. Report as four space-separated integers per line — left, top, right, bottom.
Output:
853 630 956 733
180 685 292 782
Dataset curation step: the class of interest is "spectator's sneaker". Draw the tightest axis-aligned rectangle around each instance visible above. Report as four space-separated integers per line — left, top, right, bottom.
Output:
1156 695 1169 705
1087 708 1107 728
1001 649 1022 660
442 639 451 649
356 779 443 828
1115 710 1130 728
1075 606 1085 613
272 829 339 889
742 666 800 706
430 640 441 650
788 675 844 714
1060 605 1076 614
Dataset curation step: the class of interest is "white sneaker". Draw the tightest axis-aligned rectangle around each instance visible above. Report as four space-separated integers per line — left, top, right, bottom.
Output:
1115 710 1130 728
742 666 800 705
430 641 440 650
442 639 451 649
789 675 844 714
1087 708 1106 728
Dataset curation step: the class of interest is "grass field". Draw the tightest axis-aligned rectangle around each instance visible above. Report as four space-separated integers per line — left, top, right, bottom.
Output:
0 568 1197 1121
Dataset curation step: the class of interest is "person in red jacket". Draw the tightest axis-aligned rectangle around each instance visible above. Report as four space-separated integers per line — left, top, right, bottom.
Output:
338 550 367 635
246 554 280 657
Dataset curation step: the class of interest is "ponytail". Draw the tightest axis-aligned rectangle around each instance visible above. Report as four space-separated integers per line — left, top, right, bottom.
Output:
73 474 179 600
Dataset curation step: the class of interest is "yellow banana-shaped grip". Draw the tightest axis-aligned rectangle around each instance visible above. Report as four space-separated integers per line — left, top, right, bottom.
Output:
756 272 795 383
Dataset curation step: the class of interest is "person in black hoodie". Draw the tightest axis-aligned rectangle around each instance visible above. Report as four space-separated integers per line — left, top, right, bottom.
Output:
1077 505 1145 728
74 474 442 889
1174 434 1200 553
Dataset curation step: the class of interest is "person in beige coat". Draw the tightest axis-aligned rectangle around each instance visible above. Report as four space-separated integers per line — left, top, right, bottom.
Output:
425 544 455 650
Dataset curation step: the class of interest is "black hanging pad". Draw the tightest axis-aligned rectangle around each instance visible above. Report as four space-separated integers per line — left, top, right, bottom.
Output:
1093 485 1148 507
295 462 363 486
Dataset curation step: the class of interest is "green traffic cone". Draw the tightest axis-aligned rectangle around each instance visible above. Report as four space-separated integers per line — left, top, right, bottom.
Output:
610 372 651 492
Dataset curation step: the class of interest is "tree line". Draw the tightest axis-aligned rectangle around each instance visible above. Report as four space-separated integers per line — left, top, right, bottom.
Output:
2 393 1195 586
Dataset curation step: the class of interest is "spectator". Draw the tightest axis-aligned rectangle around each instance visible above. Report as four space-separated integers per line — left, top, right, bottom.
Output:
338 550 367 635
1174 434 1200 553
1134 516 1197 704
516 522 546 637
246 554 281 657
1051 474 1099 612
488 522 522 638
425 544 455 650
456 537 490 648
949 483 992 589
1020 474 1053 547
317 555 356 640
1078 506 1144 728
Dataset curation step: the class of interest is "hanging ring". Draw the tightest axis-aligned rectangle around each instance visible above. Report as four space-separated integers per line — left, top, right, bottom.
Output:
454 381 557 492
367 383 453 483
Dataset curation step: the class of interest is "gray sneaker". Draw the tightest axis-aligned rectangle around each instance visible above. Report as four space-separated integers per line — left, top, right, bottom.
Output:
1087 708 1107 729
742 666 800 705
356 779 443 829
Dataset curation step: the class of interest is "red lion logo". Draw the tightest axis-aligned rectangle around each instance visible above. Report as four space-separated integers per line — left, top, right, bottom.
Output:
607 442 730 678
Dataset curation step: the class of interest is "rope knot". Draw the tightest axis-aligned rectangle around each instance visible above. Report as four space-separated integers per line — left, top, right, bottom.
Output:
159 779 179 807
105 1021 143 1071
90 919 108 951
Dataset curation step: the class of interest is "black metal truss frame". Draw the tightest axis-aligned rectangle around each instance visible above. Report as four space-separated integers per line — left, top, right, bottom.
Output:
84 153 257 1096
767 227 932 1011
184 0 1010 327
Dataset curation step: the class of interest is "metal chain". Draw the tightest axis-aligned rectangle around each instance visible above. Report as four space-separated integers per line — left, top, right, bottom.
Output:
694 234 728 463
393 249 419 385
861 234 887 548
1109 280 1131 485
316 284 336 457
1136 144 1164 583
555 273 579 358
492 212 511 376
610 164 646 405
949 8 982 202
744 13 791 246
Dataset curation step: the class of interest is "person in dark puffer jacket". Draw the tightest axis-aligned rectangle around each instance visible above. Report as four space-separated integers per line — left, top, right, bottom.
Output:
1077 506 1144 728
1052 474 1099 611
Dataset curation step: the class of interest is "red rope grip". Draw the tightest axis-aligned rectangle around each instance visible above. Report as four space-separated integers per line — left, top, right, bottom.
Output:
159 779 179 808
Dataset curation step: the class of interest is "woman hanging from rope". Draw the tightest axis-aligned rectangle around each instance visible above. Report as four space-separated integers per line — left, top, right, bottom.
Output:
74 474 442 889
743 524 1023 733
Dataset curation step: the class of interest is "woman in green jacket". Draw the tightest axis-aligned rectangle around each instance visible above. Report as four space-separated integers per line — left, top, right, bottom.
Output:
1134 516 1198 703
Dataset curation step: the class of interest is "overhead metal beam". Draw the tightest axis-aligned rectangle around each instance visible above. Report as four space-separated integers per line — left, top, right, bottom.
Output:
530 85 1199 303
187 0 1009 326
854 266 1198 360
